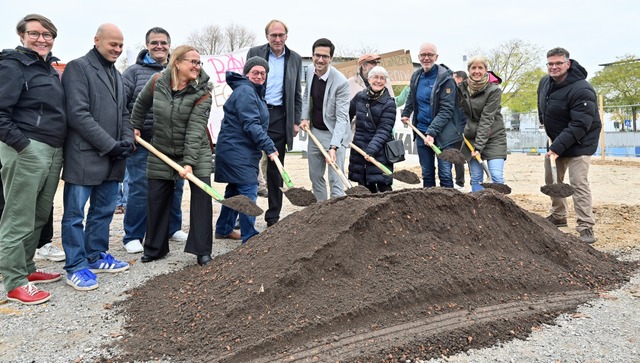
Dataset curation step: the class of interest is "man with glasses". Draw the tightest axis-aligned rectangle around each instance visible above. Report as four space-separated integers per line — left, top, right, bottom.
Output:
61 24 134 291
401 43 461 188
120 27 188 253
537 47 601 244
300 38 350 201
247 20 302 227
348 53 394 99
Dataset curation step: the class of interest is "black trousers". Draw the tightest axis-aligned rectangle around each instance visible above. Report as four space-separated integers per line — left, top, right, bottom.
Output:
265 106 287 225
145 178 212 258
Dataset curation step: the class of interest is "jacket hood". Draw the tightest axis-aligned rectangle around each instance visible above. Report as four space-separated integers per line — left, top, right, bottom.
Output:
135 49 168 69
225 71 264 94
0 46 59 66
565 58 588 84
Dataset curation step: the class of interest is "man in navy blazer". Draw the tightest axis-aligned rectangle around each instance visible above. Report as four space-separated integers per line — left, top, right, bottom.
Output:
300 38 350 201
61 23 133 291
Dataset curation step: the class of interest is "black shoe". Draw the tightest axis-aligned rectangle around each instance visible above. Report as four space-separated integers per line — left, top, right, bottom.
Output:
197 254 212 266
266 219 278 227
546 214 568 227
141 254 157 263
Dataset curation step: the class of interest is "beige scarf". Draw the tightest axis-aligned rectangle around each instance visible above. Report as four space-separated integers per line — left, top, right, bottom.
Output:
466 72 489 96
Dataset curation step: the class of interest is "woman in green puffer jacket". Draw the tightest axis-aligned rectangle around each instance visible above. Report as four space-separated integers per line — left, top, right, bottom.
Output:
130 45 214 266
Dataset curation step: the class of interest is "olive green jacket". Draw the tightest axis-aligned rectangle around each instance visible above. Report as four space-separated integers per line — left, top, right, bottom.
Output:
131 70 212 179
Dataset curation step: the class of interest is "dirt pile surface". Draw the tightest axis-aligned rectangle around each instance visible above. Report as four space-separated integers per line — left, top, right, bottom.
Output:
116 188 636 362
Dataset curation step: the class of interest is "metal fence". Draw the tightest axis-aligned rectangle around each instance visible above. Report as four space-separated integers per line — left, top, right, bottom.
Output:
506 130 640 157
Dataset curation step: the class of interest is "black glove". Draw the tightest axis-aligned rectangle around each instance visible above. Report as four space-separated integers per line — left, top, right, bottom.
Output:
108 141 134 160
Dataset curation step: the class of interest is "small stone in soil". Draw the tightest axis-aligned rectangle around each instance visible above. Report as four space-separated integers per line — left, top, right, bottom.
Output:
221 195 263 216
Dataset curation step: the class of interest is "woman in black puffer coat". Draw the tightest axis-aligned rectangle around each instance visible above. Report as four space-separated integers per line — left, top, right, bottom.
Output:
348 66 397 193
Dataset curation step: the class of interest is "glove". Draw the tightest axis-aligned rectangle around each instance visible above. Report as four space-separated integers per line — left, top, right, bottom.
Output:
108 141 134 160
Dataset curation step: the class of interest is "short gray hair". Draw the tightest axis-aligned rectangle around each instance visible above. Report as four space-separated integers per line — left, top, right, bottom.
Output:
368 65 389 79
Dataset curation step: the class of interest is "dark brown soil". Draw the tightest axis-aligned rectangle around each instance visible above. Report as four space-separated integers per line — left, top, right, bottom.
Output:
392 169 421 184
116 188 636 362
438 149 467 165
221 195 263 216
541 183 576 198
283 187 316 207
344 185 371 195
481 182 512 194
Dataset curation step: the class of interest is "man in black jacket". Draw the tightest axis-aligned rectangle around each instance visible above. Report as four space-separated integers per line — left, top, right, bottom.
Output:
537 47 601 243
247 19 302 227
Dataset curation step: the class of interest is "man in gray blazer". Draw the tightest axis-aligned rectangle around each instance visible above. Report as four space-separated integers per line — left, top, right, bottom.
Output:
61 23 134 291
300 38 350 201
247 19 302 226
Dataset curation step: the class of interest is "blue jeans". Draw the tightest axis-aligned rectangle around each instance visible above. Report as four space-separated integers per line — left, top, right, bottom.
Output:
61 181 118 274
123 147 184 244
116 170 129 207
469 158 505 192
215 183 258 243
415 136 453 188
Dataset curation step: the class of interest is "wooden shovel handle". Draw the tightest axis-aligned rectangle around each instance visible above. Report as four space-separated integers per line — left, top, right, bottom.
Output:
273 156 294 188
303 126 352 189
135 135 225 201
463 136 492 181
406 123 442 154
349 143 392 175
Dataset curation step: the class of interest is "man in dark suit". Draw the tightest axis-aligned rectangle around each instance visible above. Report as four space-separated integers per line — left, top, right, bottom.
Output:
246 19 302 227
61 23 134 291
300 38 351 201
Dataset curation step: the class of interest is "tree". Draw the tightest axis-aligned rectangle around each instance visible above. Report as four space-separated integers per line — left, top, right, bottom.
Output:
590 55 640 131
186 23 256 54
467 39 544 113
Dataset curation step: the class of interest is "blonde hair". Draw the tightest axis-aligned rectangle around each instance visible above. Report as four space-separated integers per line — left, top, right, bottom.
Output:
467 56 488 70
169 45 199 91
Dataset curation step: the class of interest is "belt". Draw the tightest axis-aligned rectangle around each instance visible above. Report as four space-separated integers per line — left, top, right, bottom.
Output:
267 104 283 109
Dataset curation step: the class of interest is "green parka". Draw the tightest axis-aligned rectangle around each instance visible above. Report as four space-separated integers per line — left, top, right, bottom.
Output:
131 69 212 179
457 81 507 161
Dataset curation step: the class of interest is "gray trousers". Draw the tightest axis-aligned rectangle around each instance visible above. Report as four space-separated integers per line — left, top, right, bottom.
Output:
307 128 346 201
544 154 595 231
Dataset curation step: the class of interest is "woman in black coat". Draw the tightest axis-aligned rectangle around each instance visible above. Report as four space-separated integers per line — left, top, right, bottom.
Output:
348 66 398 193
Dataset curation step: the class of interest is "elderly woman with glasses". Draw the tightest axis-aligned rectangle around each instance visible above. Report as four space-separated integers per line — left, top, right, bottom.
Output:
348 66 398 193
457 56 507 192
0 14 66 305
214 56 278 244
131 45 214 266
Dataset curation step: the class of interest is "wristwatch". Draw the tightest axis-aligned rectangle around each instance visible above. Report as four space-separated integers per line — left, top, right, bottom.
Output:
329 145 338 151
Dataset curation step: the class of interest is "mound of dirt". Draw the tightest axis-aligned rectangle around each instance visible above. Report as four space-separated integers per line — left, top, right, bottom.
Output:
116 188 636 362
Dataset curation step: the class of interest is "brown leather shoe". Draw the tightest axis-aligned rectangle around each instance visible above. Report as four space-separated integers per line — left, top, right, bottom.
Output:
215 230 241 240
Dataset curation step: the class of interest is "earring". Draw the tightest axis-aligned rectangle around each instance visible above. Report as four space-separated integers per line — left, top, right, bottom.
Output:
177 67 180 71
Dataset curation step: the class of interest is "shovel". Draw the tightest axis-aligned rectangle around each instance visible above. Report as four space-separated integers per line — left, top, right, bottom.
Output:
135 136 263 216
302 126 353 190
349 143 420 184
406 123 466 165
462 136 511 194
272 157 316 207
540 140 575 198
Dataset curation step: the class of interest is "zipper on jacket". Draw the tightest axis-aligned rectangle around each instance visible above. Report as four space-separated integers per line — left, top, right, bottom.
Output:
36 103 43 127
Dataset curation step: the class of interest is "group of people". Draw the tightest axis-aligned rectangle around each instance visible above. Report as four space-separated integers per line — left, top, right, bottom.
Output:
0 13 600 306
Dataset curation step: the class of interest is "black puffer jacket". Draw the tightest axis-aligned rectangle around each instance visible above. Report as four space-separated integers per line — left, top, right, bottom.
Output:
348 88 397 186
0 47 66 152
122 50 165 141
537 59 601 157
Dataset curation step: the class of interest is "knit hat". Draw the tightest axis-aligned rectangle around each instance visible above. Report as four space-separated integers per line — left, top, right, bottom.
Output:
243 56 269 75
358 53 381 66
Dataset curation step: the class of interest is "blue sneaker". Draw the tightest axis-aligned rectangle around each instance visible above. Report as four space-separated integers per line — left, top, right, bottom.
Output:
66 268 99 291
88 252 130 274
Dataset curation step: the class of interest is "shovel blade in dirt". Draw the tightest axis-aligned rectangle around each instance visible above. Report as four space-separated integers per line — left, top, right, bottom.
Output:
349 142 420 185
540 154 575 198
406 123 465 165
463 136 511 194
273 157 316 207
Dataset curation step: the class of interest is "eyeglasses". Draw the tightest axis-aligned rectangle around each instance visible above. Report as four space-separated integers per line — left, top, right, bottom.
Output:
313 53 331 60
250 70 266 77
268 33 287 39
149 40 169 46
418 53 437 59
367 60 381 65
25 31 53 41
183 59 203 67
369 75 386 81
546 61 567 68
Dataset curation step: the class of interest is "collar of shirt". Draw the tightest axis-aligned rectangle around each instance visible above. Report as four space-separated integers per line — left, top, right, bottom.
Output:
315 66 331 81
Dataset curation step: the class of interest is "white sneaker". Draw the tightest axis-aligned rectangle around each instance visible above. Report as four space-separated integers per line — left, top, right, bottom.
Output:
454 184 465 191
124 239 144 254
35 243 66 262
169 230 188 242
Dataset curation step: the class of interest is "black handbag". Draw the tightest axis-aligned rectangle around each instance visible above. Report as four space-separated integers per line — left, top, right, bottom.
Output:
384 139 405 163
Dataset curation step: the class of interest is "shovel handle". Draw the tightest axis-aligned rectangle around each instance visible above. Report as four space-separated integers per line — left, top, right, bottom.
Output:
547 138 559 183
135 135 225 202
303 126 353 189
273 156 294 189
349 143 392 175
406 123 442 154
463 136 492 181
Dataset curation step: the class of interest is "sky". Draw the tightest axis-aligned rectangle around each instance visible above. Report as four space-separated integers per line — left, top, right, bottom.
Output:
1 0 637 78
